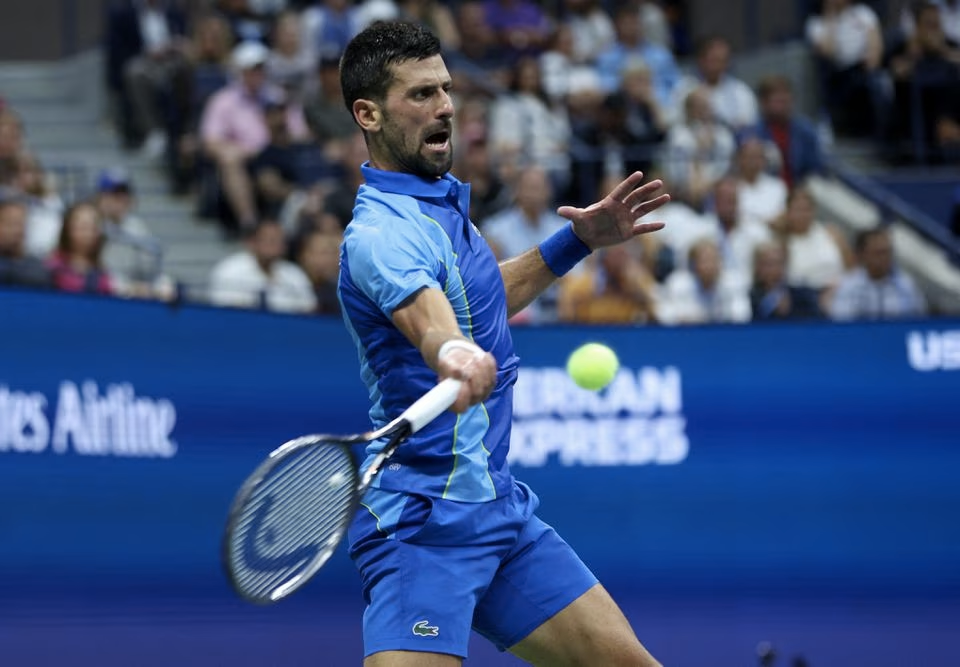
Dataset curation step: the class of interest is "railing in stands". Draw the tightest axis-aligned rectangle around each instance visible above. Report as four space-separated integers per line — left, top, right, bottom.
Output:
827 157 960 267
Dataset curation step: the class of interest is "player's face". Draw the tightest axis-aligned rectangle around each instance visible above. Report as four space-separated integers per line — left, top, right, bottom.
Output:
374 55 455 179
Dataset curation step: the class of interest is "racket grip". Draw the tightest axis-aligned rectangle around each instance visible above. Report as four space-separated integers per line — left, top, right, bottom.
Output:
402 378 463 433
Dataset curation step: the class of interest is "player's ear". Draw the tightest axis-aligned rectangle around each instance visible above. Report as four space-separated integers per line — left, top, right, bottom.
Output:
353 99 382 133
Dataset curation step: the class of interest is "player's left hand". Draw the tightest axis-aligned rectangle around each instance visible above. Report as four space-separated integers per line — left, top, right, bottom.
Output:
557 171 670 251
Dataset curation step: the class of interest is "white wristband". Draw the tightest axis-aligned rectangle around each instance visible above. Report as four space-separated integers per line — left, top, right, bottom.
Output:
438 339 485 362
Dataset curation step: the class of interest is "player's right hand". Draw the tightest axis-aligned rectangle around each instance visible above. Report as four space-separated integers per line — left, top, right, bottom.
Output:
437 339 496 413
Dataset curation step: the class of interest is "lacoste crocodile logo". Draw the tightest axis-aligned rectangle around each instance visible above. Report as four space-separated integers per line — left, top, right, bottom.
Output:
412 620 439 637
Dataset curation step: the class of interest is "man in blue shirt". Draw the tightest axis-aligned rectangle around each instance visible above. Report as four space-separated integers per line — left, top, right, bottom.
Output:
338 21 669 666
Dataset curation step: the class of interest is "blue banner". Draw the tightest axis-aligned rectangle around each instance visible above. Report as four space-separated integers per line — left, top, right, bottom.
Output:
2 289 959 666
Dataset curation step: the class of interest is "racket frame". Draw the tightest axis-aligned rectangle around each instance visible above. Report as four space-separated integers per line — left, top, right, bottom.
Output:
222 378 462 604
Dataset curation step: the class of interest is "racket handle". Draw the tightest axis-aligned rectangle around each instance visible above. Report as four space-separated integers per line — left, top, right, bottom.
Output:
401 378 463 433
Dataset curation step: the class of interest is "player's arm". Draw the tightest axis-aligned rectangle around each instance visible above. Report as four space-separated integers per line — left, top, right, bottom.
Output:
499 171 670 316
392 287 497 413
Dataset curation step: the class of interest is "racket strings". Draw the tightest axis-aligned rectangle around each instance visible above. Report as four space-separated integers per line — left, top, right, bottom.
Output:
229 444 356 601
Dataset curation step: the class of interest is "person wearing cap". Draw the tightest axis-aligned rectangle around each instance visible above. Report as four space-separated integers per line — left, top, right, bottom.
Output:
200 40 310 235
94 167 169 299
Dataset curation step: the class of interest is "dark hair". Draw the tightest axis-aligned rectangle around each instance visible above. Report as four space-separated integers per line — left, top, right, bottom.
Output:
855 226 890 253
912 0 940 21
695 34 729 57
58 200 105 264
757 74 792 100
339 21 442 117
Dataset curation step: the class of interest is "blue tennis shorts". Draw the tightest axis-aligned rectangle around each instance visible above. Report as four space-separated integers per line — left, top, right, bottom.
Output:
347 480 598 659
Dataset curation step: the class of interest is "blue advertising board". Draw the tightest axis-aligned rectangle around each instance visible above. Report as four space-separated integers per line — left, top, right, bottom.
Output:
1 288 959 666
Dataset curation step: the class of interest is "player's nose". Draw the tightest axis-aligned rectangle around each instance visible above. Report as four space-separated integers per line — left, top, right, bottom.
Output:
436 89 454 119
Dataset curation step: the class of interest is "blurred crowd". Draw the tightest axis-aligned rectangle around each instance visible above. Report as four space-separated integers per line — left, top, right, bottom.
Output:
1 0 951 324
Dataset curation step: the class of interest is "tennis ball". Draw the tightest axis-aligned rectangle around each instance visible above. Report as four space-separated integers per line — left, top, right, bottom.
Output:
566 343 619 391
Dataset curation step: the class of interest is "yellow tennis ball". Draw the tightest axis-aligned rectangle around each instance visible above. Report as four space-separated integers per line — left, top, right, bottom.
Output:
566 343 619 391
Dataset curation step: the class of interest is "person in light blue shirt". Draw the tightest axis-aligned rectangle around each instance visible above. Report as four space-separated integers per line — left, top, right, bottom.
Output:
829 227 927 321
337 20 670 667
595 3 680 108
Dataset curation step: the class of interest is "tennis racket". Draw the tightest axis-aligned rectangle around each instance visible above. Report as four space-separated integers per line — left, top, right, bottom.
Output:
222 378 462 605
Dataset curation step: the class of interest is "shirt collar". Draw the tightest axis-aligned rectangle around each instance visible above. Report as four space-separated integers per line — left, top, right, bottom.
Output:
361 163 471 219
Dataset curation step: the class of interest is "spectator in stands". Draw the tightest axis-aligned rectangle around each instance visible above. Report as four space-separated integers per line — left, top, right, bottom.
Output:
308 129 365 231
488 56 572 201
661 87 736 210
540 23 604 105
750 241 824 321
776 186 852 294
558 241 659 324
829 226 927 320
657 236 752 324
596 2 680 108
448 1 511 92
301 0 365 62
105 0 189 157
94 168 168 299
454 137 511 227
214 0 273 44
47 202 113 296
397 0 461 51
0 196 52 289
900 0 960 45
200 40 310 235
885 0 960 163
744 75 826 189
482 167 568 323
700 177 771 286
482 0 552 58
805 0 886 139
296 229 342 315
734 136 788 229
303 55 357 162
669 36 759 132
636 0 674 51
168 11 235 194
561 0 617 64
266 9 315 101
0 109 25 162
15 152 65 259
602 57 669 177
248 94 305 222
483 166 567 259
208 218 316 313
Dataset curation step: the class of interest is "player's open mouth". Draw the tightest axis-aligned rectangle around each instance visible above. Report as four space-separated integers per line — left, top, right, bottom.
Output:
424 130 450 151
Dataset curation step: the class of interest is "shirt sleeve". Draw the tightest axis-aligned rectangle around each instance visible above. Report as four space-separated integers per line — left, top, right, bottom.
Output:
199 91 230 145
344 214 447 317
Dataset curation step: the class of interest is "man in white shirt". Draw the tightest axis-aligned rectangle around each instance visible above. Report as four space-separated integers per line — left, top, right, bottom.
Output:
733 136 788 229
829 227 927 321
700 177 770 287
209 219 316 314
668 36 759 131
657 236 752 325
805 0 886 137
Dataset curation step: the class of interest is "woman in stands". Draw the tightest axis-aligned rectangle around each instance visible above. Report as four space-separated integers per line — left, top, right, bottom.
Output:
46 201 113 296
775 186 852 305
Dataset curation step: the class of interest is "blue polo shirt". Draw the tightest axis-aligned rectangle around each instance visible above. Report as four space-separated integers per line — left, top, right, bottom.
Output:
338 164 519 502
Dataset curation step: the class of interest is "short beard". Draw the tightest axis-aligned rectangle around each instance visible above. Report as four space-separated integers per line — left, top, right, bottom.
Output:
376 122 453 180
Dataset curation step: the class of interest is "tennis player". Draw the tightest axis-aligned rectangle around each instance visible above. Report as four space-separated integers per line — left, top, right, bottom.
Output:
338 21 669 667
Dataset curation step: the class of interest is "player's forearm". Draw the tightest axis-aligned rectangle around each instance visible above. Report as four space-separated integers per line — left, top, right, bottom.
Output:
499 224 592 317
392 287 473 371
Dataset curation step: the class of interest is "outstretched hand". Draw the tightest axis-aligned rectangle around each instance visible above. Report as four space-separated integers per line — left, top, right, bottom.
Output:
557 171 670 250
